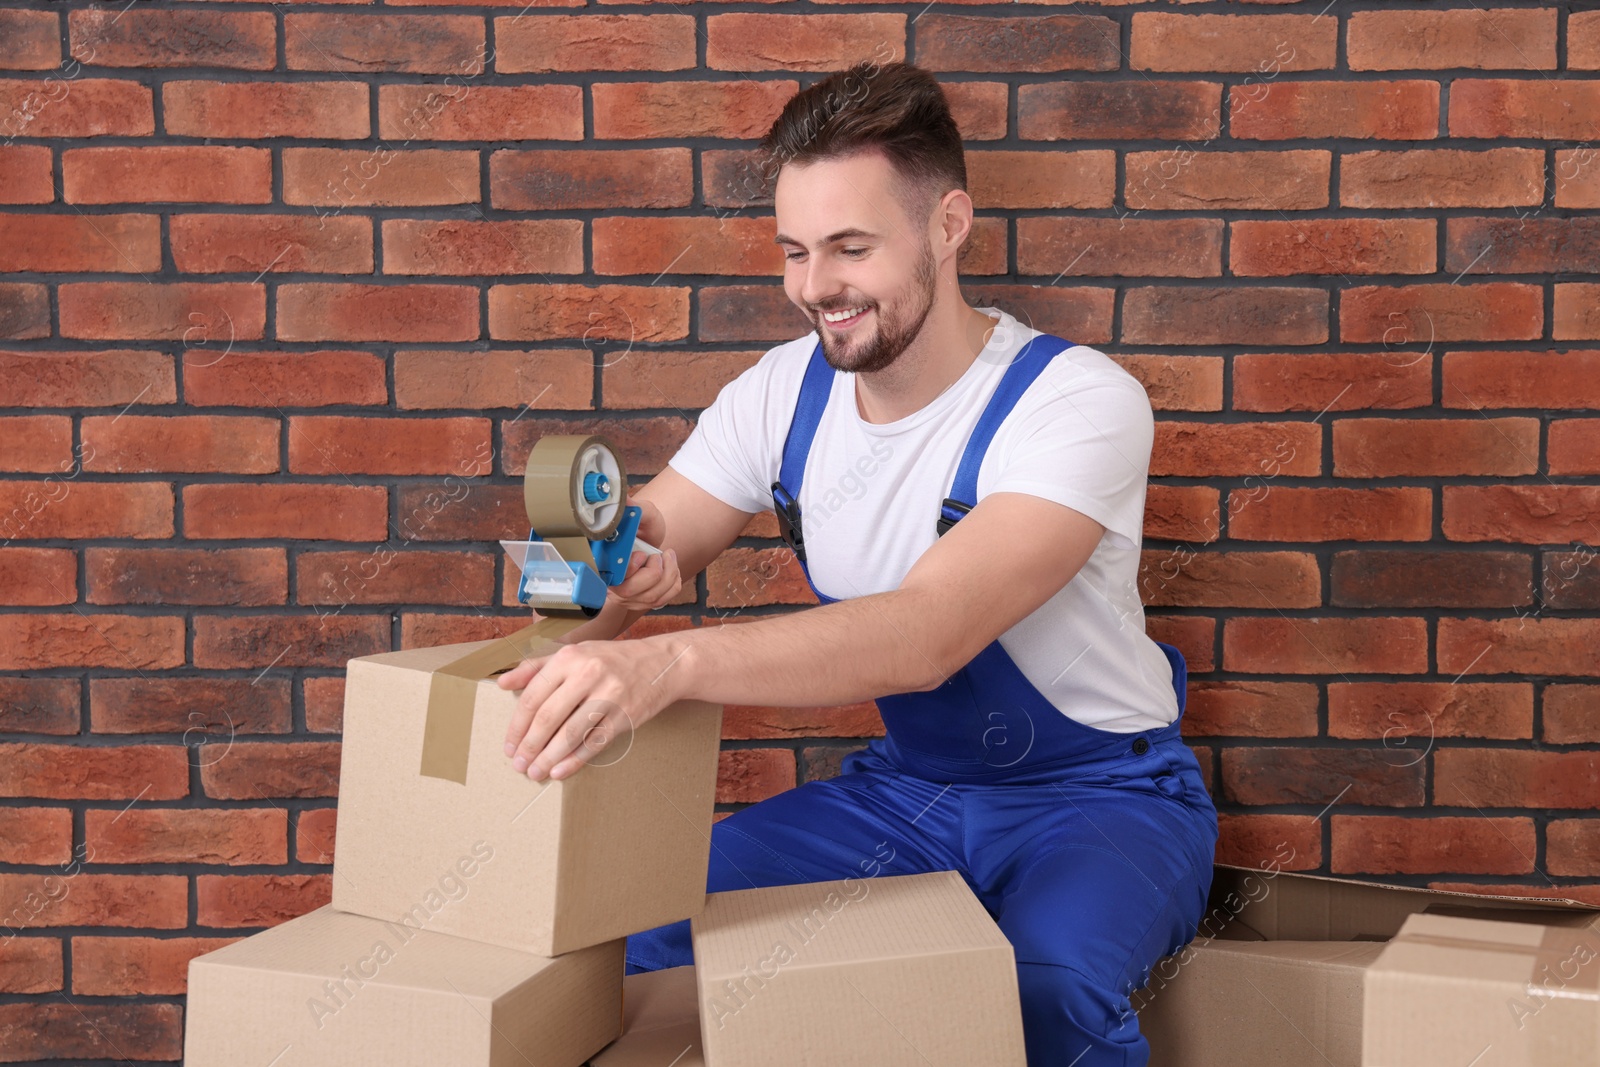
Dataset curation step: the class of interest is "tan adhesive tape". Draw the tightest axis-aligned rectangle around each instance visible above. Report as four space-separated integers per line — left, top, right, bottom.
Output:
420 614 588 784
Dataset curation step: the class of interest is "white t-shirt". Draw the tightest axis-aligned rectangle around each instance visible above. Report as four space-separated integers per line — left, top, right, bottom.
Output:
665 306 1178 733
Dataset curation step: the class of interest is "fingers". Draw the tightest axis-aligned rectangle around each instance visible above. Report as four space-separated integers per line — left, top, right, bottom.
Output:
542 702 630 781
610 548 679 610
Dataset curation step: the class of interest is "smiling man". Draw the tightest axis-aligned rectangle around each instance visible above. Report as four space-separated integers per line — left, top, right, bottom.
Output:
496 60 1219 1066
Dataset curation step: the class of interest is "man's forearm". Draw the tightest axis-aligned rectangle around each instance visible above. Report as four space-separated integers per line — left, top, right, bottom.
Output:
659 590 950 708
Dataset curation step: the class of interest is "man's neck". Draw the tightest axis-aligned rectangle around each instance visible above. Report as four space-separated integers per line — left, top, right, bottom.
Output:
855 305 999 425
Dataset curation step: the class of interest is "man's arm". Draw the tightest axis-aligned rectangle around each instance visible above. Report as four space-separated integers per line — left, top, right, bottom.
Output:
658 491 1107 708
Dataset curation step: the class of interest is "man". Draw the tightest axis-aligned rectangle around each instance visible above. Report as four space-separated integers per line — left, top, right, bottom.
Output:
496 61 1218 1067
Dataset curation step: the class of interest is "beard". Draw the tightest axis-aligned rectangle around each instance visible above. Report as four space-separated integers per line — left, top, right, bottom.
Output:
814 240 939 375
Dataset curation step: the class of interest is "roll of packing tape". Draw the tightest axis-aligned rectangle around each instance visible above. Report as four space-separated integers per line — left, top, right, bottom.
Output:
523 433 628 540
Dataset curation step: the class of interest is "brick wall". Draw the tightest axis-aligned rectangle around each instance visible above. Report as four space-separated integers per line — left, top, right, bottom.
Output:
1 0 1598 1059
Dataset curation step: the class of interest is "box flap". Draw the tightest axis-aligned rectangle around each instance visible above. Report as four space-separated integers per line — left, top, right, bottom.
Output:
592 967 704 1067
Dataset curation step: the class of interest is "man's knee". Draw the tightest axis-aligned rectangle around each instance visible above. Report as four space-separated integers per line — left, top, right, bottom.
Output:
1017 960 1145 1067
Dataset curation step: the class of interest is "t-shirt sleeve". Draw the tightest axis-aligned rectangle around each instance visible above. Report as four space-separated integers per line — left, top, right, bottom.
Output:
663 354 779 516
984 368 1154 552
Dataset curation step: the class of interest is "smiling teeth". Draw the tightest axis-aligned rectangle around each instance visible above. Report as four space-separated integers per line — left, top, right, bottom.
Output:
823 306 867 322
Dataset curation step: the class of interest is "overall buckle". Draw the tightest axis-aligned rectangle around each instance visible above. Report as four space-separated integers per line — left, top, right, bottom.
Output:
936 497 971 537
771 480 806 563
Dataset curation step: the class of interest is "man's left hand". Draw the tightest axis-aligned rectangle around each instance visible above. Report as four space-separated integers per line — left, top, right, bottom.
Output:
496 634 691 782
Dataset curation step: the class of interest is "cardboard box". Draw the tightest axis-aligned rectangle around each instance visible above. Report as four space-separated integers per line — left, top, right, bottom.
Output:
1136 863 1600 1067
331 636 723 956
184 904 623 1067
592 965 705 1067
689 869 1028 1065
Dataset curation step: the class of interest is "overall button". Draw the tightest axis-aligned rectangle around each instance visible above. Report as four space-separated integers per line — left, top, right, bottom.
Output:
1131 736 1149 755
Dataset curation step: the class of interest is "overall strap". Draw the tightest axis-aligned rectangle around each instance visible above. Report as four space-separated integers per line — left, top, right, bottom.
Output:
771 338 834 563
937 333 1075 536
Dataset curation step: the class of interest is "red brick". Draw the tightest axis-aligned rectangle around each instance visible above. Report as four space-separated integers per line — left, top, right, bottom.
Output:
1231 218 1434 277
81 414 278 474
1556 147 1600 208
284 13 484 74
722 702 883 741
1332 815 1535 875
91 676 292 735
164 80 368 139
1215 814 1322 871
1181 681 1319 737
398 612 541 649
1018 217 1220 278
917 14 1116 72
1128 149 1329 210
501 14 696 71
287 415 490 476
184 350 386 408
304 676 345 734
193 615 389 670
1555 283 1600 341
197 875 332 930
1341 283 1541 344
1329 549 1531 610
297 549 494 606
957 283 1116 347
1333 417 1537 477
184 483 388 541
1437 617 1600 678
1348 9 1556 71
0 679 77 735
503 415 690 478
1152 421 1321 478
1123 286 1327 346
379 83 582 141
0 9 59 70
1341 148 1542 208
0 872 186 932
717 748 796 804
594 216 782 277
0 615 184 671
1546 685 1600 744
1233 351 1431 413
277 283 479 343
0 481 172 541
707 547 815 608
0 281 48 338
1224 616 1428 674
942 81 1008 140
1443 485 1600 544
0 416 73 475
86 808 287 866
0 145 53 203
1228 486 1432 542
394 350 591 410
1230 79 1439 141
383 218 582 276
1436 748 1600 809
0 808 72 865
69 8 274 69
0 78 152 139
1139 549 1320 612
296 808 337 864
0 1002 182 1059
63 145 270 204
282 147 479 207
1576 11 1600 70
1132 13 1334 72
72 936 241 996
1148 616 1216 676
603 349 758 410
0 350 174 407
968 151 1115 210
491 149 693 210
171 214 373 275
0 937 62 994
1548 820 1600 877
1450 80 1600 140
1447 216 1600 275
58 281 265 341
1018 80 1219 140
1443 350 1600 410
490 283 689 342
0 742 187 799
1222 748 1425 807
394 483 524 542
592 80 799 139
0 213 160 273
1329 682 1531 741
85 547 286 607
198 741 341 801
1547 420 1600 475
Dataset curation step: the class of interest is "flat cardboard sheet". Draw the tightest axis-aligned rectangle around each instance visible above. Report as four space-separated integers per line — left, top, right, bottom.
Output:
591 965 704 1067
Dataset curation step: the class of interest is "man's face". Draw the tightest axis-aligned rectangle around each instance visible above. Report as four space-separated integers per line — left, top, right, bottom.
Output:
773 152 941 375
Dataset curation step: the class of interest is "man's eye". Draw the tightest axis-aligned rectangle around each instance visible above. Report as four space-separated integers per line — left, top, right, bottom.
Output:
843 248 868 257
785 253 804 261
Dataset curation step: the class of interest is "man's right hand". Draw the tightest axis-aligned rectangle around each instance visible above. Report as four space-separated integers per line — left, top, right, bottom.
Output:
610 498 681 612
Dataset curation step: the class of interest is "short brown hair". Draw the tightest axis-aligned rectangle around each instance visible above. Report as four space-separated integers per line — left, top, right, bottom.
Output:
755 60 967 230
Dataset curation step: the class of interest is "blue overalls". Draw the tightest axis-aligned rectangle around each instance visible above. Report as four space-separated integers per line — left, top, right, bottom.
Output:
626 333 1220 1067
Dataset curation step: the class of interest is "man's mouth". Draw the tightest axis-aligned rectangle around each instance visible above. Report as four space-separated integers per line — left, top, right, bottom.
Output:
820 305 871 330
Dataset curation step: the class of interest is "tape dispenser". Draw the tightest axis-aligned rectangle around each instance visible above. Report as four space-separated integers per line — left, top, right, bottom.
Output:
500 434 661 618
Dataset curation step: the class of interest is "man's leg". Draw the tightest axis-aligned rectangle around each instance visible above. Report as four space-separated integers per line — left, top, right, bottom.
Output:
626 745 969 974
971 758 1217 1066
